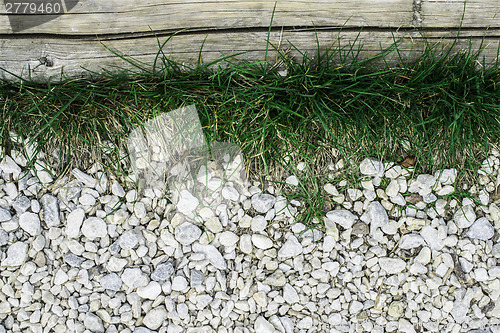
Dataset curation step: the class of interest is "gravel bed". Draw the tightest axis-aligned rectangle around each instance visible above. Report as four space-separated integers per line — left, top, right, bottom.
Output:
0 143 499 333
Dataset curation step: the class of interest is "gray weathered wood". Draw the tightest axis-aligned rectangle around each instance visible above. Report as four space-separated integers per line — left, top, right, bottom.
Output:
0 0 413 34
420 0 500 28
1 29 498 82
0 0 498 81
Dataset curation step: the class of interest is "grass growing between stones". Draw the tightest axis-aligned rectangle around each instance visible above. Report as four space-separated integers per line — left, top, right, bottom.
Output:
0 33 499 229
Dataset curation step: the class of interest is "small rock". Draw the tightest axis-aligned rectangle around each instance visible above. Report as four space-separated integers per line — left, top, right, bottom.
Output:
239 234 253 254
360 201 388 232
72 168 97 188
385 180 400 197
351 222 369 236
420 225 445 251
143 306 167 330
137 281 162 300
0 207 12 222
297 317 313 329
264 269 286 287
174 222 202 245
283 283 299 304
204 216 223 233
406 193 423 204
172 276 188 291
100 273 122 291
416 174 437 189
349 301 364 314
278 235 303 258
489 203 500 228
122 268 149 290
454 205 476 229
66 239 85 255
63 253 85 267
79 193 96 206
347 189 363 201
492 243 500 259
118 230 141 250
466 217 494 240
414 247 431 265
322 235 336 252
398 234 425 249
222 186 239 201
0 229 7 246
388 301 405 318
451 300 470 324
434 169 457 185
192 242 227 270
54 269 69 285
0 155 22 177
65 208 85 238
280 317 295 332
84 313 104 333
359 158 384 176
326 209 356 229
253 291 268 308
111 180 126 197
19 212 41 236
81 217 107 240
190 269 205 286
379 257 407 274
198 207 214 220
1 242 28 267
252 234 273 249
285 175 299 186
251 215 267 233
151 262 174 282
0 302 11 314
107 256 128 272
219 231 239 247
177 190 199 215
252 193 276 213
474 267 489 281
324 184 338 195
134 202 147 219
40 194 60 227
254 316 276 333
423 193 437 204
12 196 31 214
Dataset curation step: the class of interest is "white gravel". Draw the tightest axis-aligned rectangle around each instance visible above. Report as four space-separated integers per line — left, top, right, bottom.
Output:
0 140 499 333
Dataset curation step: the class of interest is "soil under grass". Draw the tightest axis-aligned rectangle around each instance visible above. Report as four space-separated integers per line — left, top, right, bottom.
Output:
0 35 499 228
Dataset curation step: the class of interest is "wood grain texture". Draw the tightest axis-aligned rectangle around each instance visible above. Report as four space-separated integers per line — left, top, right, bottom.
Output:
0 0 413 34
0 0 498 81
420 0 500 28
1 29 498 82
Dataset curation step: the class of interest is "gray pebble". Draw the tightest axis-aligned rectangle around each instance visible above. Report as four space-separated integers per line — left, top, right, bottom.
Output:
151 262 174 282
40 194 60 227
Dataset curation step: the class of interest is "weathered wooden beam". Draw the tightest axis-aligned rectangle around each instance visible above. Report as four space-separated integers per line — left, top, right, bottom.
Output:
1 29 498 82
420 0 500 28
0 0 413 34
0 0 498 82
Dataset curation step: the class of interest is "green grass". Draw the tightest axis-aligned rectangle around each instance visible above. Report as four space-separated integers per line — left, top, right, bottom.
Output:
0 31 499 229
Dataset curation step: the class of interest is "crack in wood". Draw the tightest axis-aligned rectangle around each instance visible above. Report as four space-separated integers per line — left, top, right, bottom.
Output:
0 26 499 41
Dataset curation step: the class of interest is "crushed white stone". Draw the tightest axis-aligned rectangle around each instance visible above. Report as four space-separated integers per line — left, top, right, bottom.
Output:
0 144 499 333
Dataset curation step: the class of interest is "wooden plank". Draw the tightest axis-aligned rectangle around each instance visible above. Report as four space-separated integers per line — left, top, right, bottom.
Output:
1 29 498 82
420 0 500 28
0 0 413 34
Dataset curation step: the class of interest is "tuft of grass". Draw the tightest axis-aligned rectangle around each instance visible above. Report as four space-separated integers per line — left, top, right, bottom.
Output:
0 29 499 229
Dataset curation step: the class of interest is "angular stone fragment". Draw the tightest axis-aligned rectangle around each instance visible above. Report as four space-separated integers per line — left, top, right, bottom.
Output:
40 194 60 227
379 257 407 274
251 193 276 213
278 235 303 258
